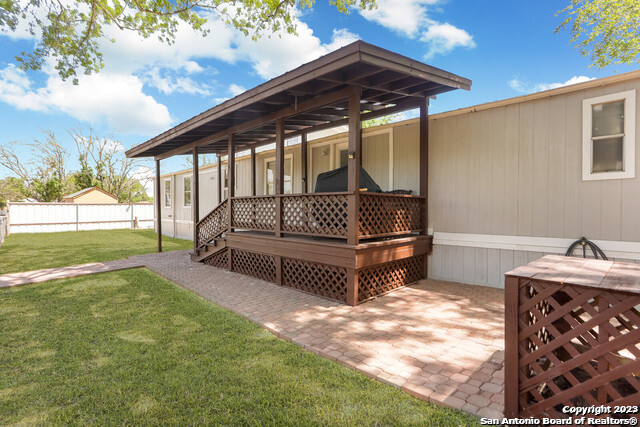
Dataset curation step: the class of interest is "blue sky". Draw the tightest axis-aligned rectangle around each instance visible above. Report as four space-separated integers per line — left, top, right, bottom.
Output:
0 0 637 182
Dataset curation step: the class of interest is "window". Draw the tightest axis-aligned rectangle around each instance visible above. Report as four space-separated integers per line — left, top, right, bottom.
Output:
265 156 292 195
164 179 171 207
583 90 636 180
183 176 191 207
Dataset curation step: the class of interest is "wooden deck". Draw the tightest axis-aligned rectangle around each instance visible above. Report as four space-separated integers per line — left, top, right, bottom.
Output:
194 192 431 305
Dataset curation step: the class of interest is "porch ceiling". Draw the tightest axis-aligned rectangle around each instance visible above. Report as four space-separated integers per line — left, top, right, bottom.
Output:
125 41 471 159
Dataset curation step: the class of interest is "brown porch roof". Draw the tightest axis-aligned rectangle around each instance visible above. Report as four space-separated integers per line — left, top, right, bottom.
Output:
126 40 471 160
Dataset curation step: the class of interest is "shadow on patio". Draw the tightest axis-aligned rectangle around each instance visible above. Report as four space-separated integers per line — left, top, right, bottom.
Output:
143 250 505 418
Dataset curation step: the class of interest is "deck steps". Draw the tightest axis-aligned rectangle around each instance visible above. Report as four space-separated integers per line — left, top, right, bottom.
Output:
191 238 227 262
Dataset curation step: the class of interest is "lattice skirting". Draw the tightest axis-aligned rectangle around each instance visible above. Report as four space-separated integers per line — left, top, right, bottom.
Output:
231 249 277 283
358 255 425 302
282 258 348 303
515 279 640 419
201 248 425 305
202 248 228 269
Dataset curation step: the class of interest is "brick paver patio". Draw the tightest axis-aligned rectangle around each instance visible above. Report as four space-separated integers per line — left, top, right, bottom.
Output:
0 250 505 418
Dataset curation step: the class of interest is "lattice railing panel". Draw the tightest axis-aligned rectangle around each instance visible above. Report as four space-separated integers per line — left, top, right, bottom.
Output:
516 279 640 419
358 255 425 302
232 197 276 231
281 194 348 237
359 194 424 238
202 248 228 269
282 258 347 302
231 249 276 283
196 199 228 247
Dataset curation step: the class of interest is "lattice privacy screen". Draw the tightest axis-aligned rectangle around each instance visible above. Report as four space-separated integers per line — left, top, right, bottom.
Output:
515 278 640 419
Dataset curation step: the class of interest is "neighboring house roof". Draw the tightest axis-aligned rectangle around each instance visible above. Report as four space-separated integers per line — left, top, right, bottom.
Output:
63 187 118 202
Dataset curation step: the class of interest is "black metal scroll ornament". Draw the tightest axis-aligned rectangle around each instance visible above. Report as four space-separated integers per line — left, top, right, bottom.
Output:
565 237 608 260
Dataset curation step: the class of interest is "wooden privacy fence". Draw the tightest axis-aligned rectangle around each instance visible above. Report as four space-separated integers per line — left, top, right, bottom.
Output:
505 255 640 420
7 202 154 234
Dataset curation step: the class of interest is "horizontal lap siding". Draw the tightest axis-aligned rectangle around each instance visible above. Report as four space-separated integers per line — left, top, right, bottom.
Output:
428 78 640 287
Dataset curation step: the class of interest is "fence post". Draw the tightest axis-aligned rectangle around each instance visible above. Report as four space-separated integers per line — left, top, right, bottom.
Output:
504 274 519 417
130 203 134 229
76 204 79 232
6 201 10 235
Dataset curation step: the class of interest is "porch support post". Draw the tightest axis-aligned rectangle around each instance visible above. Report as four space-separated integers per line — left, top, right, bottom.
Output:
301 133 308 193
155 159 162 252
192 147 199 253
275 118 284 238
251 147 256 196
275 118 284 285
347 85 361 246
419 99 429 278
419 99 428 231
217 154 222 205
227 135 235 272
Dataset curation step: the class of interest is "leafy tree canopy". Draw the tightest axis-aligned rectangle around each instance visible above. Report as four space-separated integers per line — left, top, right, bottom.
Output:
557 0 640 68
0 0 376 83
0 177 30 208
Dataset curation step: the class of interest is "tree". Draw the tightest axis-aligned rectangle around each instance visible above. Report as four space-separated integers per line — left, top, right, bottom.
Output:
0 177 29 208
557 0 640 68
362 112 402 129
70 128 148 202
0 129 150 203
1 0 376 83
0 131 74 202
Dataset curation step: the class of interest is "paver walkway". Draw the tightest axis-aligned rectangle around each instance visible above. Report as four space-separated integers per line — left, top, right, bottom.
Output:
0 250 505 418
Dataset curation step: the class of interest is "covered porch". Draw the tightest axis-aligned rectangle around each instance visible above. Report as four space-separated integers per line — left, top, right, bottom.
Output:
126 41 471 306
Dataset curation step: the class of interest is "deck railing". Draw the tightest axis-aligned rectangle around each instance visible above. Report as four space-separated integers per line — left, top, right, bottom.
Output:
197 192 425 246
196 199 228 247
359 193 424 239
229 192 424 240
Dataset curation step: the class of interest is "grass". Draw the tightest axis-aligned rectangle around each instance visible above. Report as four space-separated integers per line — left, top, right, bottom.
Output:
0 229 192 274
0 269 481 426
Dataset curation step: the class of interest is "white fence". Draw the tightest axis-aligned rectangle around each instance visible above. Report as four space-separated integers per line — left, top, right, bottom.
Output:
0 215 6 245
7 202 154 234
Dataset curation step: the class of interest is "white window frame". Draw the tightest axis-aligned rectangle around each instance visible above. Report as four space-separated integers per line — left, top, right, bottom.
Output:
164 178 171 207
264 154 293 195
183 175 191 207
582 90 636 181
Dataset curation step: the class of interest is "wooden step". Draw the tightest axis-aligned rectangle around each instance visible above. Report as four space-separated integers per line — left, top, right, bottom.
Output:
190 238 227 262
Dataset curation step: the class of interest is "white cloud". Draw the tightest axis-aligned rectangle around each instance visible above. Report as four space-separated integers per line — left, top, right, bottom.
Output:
228 83 246 97
235 27 359 79
143 68 211 96
358 0 438 38
0 8 359 135
421 23 475 59
0 65 172 135
509 76 595 94
356 0 475 59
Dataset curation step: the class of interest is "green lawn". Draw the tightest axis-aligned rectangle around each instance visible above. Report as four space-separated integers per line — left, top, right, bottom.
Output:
0 269 481 426
0 229 191 274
